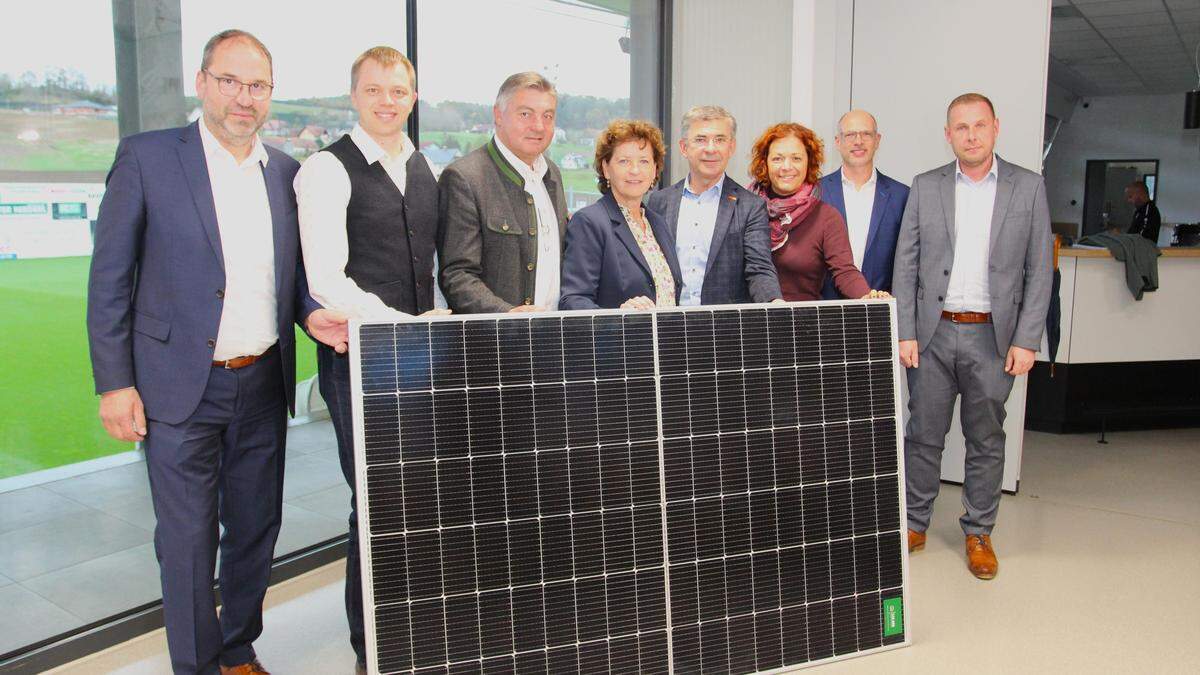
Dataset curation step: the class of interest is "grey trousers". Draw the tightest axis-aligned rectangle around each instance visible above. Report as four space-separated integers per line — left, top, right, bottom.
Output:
904 319 1014 536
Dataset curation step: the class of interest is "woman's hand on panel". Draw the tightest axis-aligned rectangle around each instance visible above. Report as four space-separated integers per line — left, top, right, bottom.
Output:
620 296 655 310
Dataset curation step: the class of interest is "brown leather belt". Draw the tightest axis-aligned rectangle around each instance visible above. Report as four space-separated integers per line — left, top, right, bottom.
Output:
941 310 992 324
213 344 276 370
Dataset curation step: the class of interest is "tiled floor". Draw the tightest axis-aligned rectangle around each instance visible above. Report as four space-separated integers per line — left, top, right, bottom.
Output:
46 427 1200 673
0 420 346 657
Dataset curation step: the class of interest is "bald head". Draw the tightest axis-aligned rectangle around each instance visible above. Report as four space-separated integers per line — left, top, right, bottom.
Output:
834 109 880 172
837 110 877 136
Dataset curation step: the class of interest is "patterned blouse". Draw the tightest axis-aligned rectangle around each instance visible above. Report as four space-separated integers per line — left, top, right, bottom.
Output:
619 204 677 307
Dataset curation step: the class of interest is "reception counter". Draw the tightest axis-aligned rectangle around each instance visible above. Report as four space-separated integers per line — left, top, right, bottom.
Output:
1026 246 1200 432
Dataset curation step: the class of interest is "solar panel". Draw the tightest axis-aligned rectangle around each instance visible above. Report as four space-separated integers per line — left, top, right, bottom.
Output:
351 301 910 674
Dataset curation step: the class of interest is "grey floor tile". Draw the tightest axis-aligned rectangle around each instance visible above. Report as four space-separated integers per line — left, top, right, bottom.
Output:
0 486 92 534
285 420 338 457
22 543 162 624
92 492 160 532
0 583 82 655
0 510 153 581
287 483 352 522
274 504 345 558
42 462 151 509
281 453 345 501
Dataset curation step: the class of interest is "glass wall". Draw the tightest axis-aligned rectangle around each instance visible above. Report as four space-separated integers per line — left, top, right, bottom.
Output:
0 2 121 481
416 0 664 210
0 0 663 663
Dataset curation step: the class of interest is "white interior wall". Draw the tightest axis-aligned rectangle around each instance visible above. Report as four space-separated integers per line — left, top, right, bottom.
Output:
669 0 794 186
792 0 854 177
1043 93 1200 227
843 0 1051 185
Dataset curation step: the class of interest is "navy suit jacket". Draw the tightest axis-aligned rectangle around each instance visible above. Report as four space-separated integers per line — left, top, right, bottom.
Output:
87 122 320 425
560 193 683 310
646 175 782 304
818 168 910 298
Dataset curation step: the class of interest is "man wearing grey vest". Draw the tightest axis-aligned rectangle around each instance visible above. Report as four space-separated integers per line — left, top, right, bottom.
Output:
294 46 445 675
893 93 1052 581
438 72 569 313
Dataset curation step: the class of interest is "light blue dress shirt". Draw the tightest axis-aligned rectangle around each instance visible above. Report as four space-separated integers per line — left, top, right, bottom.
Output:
675 179 723 306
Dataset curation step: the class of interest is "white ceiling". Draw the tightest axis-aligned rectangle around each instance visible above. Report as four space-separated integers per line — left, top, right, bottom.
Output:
1050 0 1200 96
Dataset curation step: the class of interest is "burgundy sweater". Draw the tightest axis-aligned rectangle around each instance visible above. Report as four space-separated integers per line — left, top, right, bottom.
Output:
772 201 871 301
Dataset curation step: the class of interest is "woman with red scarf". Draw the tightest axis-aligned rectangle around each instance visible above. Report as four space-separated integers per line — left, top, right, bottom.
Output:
748 122 888 301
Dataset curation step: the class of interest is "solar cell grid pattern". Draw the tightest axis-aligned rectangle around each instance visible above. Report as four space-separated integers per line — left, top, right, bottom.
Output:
354 302 907 675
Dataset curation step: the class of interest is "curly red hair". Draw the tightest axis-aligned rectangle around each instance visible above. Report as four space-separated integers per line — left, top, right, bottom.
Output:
748 122 824 188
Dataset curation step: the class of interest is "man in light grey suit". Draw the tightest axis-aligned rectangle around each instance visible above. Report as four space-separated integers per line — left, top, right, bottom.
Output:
893 93 1052 580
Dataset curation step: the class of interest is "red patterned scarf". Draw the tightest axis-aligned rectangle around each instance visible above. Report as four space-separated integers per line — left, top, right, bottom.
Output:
749 181 821 251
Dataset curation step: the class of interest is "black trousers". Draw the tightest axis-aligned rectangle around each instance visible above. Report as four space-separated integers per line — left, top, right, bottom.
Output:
317 343 367 664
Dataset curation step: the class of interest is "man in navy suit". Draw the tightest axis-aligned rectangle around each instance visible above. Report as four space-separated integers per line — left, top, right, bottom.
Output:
646 105 782 306
87 30 345 675
819 110 910 298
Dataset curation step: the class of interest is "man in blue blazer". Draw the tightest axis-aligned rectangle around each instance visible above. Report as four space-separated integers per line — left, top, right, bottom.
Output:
646 105 782 306
819 110 910 298
86 31 344 675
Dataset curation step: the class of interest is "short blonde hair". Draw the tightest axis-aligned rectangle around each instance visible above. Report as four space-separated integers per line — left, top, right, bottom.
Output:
351 46 416 91
593 119 666 194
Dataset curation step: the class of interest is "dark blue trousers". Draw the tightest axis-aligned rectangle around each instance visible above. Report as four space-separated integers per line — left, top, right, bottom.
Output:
144 348 287 674
317 344 366 665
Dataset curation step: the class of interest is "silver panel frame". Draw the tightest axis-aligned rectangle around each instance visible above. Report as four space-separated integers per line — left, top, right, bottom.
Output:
349 299 911 674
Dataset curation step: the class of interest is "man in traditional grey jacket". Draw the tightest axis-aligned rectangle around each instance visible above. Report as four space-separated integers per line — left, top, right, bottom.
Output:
438 72 569 313
893 93 1052 580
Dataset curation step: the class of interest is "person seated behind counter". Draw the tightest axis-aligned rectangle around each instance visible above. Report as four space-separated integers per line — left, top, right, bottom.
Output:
560 119 682 310
1125 180 1161 245
747 122 888 301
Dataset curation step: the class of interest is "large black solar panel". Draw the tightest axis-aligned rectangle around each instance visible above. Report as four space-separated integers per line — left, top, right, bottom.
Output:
351 301 909 674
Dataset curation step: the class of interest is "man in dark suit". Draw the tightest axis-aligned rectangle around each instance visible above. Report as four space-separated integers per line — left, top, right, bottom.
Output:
893 93 1052 581
87 30 345 674
1124 180 1161 245
646 105 782 306
820 109 909 298
438 72 569 314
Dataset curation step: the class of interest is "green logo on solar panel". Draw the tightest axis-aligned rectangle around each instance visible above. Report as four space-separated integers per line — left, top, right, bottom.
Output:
882 597 904 637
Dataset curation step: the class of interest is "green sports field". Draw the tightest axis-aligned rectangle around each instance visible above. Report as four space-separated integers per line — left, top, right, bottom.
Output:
0 256 317 479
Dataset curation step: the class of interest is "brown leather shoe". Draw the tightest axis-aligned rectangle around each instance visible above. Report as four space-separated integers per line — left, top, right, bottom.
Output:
220 660 269 675
966 534 998 580
907 528 926 552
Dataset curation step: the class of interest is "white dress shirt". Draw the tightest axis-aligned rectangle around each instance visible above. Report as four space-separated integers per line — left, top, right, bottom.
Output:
840 168 877 269
294 124 432 320
495 136 560 308
944 157 999 313
197 119 278 360
675 178 723 306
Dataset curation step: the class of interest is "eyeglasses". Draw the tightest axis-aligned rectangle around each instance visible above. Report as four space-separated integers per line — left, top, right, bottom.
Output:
839 130 877 142
204 69 274 101
688 134 731 148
